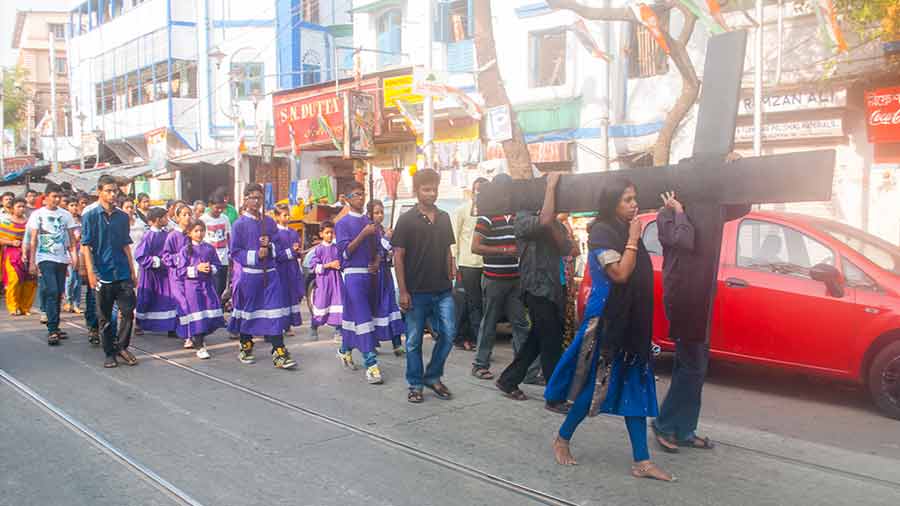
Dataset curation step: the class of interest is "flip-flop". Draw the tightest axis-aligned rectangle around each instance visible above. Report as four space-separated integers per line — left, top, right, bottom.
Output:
677 436 715 450
471 367 494 380
652 425 680 454
496 380 528 401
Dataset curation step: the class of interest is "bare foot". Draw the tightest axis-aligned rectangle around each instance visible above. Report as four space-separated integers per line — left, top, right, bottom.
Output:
553 436 577 465
631 460 676 482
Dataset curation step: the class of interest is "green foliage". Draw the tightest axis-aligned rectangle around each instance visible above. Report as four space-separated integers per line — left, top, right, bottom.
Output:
2 67 28 134
833 0 900 40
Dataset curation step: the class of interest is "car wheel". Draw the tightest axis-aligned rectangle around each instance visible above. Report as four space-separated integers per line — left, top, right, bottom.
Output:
867 341 900 420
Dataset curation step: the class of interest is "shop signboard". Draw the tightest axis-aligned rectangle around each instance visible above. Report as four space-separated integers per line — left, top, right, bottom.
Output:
145 127 168 175
383 75 423 109
738 87 847 115
2 155 36 175
273 78 380 152
865 86 900 144
735 117 844 143
486 105 513 142
344 91 377 158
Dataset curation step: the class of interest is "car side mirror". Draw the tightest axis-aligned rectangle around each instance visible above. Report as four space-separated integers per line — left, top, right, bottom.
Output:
810 263 844 298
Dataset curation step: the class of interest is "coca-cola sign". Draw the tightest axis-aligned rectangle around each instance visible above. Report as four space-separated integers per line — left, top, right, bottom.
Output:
866 86 900 144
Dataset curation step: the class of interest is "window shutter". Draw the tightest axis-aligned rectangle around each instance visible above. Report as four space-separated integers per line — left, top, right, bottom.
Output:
434 1 450 43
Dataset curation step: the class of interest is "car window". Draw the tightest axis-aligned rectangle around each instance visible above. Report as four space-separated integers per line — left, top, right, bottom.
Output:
842 256 879 291
642 221 662 256
737 219 834 279
812 222 900 275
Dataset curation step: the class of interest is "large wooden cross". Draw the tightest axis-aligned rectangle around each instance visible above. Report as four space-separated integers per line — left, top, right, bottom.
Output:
476 30 835 340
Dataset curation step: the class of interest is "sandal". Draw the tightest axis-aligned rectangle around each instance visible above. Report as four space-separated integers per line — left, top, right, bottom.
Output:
652 425 680 454
425 382 453 400
471 367 494 380
677 435 715 450
407 390 424 404
496 380 528 401
631 461 676 482
462 341 475 352
47 331 61 346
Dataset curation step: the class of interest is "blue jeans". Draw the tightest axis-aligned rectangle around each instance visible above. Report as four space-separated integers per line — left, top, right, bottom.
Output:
83 279 98 329
653 338 709 442
38 261 68 333
65 265 81 306
404 290 456 390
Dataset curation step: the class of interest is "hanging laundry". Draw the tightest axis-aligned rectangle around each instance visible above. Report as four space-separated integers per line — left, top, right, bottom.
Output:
309 175 336 204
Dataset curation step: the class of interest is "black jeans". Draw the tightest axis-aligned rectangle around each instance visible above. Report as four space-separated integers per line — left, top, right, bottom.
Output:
97 280 136 358
454 267 483 345
653 338 710 441
498 293 564 392
213 263 229 302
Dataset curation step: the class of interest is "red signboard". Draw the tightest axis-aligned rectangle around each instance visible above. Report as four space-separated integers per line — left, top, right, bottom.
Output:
273 79 381 152
866 86 900 144
2 155 36 175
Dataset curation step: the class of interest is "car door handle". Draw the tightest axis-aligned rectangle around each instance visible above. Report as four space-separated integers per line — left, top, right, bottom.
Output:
725 277 749 288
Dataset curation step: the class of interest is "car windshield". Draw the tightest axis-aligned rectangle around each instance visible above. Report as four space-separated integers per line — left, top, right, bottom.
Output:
811 220 900 275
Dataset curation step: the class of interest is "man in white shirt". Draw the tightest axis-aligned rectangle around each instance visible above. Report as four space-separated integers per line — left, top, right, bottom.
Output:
200 191 232 303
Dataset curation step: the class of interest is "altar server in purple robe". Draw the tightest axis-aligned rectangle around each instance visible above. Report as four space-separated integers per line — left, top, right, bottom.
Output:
335 181 383 385
228 184 297 369
367 199 405 356
273 204 304 333
309 221 342 340
163 204 192 347
176 220 225 359
134 208 177 334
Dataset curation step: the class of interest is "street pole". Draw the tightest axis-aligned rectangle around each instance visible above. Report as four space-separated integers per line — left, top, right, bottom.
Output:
25 97 32 156
50 32 59 172
1 67 5 175
233 99 241 208
423 0 434 169
598 0 611 171
753 0 764 157
78 113 86 171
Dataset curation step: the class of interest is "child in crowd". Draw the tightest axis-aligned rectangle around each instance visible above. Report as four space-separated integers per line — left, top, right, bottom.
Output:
367 200 405 356
176 220 225 359
135 208 178 337
308 221 342 341
273 204 304 335
63 197 83 314
334 182 383 385
163 204 192 346
200 191 231 305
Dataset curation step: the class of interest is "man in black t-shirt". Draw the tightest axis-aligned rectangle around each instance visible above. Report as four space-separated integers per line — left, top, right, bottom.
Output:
392 169 457 404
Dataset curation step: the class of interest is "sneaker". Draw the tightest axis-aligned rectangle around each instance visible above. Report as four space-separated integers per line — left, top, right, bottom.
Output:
71 306 83 314
238 341 255 364
183 338 193 349
337 351 357 370
272 347 297 369
332 333 342 345
366 365 384 384
104 355 118 368
88 328 100 346
196 347 211 360
284 329 295 337
40 313 47 324
393 346 405 357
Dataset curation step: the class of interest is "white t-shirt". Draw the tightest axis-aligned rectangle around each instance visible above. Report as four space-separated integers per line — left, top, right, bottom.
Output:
200 213 231 265
26 207 77 265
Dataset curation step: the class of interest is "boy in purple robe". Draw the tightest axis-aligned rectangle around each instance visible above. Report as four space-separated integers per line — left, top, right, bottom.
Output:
308 221 342 340
162 204 192 346
273 204 304 333
335 181 383 385
228 184 297 369
367 199 405 356
176 220 225 359
134 208 177 334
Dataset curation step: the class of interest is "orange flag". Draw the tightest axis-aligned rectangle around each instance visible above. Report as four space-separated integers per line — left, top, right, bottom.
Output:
630 3 670 55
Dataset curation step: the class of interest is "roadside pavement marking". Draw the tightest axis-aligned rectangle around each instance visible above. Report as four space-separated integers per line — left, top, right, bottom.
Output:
0 368 207 506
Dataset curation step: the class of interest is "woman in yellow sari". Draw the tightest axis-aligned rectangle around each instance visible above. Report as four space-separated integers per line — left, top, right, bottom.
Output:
0 198 36 315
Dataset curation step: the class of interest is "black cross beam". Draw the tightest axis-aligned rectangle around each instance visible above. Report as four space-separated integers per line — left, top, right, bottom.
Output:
476 30 836 342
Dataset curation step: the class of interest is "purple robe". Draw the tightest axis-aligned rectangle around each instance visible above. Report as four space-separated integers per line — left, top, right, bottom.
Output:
134 228 177 332
309 242 342 327
227 213 291 336
335 211 379 353
273 225 304 326
373 231 405 339
176 241 225 338
162 228 189 337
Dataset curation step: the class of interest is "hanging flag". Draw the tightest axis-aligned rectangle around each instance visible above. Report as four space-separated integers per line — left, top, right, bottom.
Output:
264 182 274 211
382 168 400 199
675 0 726 34
817 0 848 53
629 3 670 55
317 112 343 151
705 0 729 31
414 81 484 120
568 18 613 61
289 180 299 206
395 100 423 135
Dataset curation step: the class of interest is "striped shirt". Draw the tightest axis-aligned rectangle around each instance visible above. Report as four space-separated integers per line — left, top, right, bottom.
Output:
475 215 519 279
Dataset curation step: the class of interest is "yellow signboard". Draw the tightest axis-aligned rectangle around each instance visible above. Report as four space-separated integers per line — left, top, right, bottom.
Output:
383 75 424 109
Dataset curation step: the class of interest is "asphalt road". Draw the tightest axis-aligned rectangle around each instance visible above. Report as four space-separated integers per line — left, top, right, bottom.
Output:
1 311 899 506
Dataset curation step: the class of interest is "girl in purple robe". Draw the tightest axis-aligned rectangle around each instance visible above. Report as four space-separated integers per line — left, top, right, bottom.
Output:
367 200 405 356
163 204 192 348
228 184 296 369
134 208 178 334
176 220 225 359
335 181 383 385
273 204 304 331
308 221 342 339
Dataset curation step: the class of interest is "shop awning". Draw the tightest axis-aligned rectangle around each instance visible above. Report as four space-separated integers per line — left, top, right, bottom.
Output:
166 149 234 172
350 0 402 13
45 162 155 192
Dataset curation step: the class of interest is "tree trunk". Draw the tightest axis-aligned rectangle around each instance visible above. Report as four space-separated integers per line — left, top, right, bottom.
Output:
473 0 533 179
546 0 700 166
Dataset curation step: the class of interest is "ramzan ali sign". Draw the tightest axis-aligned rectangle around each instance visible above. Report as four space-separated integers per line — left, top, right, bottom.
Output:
866 86 900 144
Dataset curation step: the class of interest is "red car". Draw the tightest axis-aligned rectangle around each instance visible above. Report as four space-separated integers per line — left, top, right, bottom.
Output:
577 211 900 419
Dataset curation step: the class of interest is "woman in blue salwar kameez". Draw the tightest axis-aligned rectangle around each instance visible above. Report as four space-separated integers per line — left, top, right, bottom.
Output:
545 178 675 482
